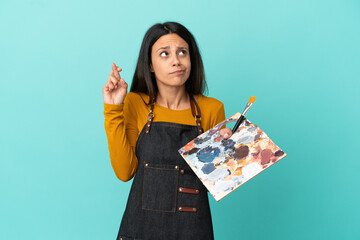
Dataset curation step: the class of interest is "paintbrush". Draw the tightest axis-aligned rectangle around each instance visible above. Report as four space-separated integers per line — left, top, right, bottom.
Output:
231 96 256 133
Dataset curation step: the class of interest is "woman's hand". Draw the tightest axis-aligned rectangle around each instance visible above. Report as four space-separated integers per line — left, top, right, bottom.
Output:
102 63 128 105
219 128 233 139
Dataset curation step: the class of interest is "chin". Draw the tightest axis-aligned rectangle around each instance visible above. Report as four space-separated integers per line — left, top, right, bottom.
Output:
156 76 189 89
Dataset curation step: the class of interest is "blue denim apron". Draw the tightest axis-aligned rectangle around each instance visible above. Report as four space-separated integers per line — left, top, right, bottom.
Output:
117 96 214 240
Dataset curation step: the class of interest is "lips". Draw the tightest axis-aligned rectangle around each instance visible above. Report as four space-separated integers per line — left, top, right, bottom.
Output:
170 70 185 74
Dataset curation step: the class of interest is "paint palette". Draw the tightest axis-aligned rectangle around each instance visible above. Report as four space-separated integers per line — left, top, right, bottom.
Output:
178 113 287 201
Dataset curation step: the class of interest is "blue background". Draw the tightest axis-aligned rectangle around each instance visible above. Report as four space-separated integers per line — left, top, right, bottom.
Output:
1 0 359 239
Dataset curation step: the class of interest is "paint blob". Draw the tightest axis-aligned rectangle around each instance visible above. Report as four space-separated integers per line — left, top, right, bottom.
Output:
221 139 235 151
201 163 216 174
261 149 273 165
196 146 220 163
184 147 200 156
233 145 249 160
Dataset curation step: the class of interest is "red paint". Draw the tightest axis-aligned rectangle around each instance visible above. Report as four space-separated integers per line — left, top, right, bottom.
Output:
260 149 272 165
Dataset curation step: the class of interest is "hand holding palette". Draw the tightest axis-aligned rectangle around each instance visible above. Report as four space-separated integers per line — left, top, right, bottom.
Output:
178 113 287 201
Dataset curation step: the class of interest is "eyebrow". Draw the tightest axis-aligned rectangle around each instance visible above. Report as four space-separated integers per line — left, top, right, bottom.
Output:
156 46 188 52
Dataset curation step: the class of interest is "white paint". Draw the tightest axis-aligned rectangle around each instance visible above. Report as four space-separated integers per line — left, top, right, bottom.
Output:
242 162 263 180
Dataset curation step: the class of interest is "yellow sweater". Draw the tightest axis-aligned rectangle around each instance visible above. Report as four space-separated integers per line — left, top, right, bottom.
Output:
104 92 225 182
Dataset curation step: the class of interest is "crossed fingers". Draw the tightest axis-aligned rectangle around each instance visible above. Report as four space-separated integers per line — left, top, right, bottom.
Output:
107 63 123 91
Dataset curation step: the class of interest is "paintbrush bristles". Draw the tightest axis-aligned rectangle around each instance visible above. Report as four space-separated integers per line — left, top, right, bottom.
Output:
249 96 256 103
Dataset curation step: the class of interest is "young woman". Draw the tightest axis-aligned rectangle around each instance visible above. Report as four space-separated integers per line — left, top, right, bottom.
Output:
103 22 232 240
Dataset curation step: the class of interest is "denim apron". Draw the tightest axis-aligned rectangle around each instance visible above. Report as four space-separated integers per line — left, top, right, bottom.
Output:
117 95 214 240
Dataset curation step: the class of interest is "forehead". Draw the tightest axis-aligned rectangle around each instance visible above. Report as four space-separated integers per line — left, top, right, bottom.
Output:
152 33 189 51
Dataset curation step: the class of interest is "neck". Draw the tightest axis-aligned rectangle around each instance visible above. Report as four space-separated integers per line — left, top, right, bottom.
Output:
156 87 189 110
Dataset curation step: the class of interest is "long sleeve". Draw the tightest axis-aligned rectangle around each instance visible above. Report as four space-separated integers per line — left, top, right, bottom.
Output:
211 102 225 129
103 95 139 182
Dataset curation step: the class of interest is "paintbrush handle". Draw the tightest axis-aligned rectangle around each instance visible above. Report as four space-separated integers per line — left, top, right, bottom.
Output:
232 115 245 133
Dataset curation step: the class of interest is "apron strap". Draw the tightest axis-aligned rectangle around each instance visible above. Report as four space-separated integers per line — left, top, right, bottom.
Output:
145 95 203 135
189 94 203 135
145 98 155 134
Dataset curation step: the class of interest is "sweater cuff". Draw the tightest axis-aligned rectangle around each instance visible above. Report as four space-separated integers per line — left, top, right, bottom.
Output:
104 103 124 111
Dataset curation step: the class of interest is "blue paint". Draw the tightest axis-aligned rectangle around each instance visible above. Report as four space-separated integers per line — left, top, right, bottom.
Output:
247 126 256 132
237 135 255 145
196 146 220 163
202 163 216 174
207 167 231 182
194 137 206 144
221 139 235 151
194 136 211 145
233 175 245 184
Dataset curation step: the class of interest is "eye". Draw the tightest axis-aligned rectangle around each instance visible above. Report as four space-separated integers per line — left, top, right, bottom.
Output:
160 51 168 57
179 50 187 56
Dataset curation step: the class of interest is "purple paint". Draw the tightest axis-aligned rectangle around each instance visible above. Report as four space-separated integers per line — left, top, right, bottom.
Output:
274 150 284 157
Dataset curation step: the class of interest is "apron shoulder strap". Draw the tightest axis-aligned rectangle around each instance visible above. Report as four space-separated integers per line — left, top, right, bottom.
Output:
145 98 155 134
189 94 203 134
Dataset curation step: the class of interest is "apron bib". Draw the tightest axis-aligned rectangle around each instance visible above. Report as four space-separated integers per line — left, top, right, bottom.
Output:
117 96 214 240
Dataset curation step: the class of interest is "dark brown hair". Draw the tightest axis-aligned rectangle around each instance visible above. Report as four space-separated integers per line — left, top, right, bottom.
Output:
130 22 208 104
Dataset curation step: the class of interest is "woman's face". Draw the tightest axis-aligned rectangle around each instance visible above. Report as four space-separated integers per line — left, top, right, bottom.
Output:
151 33 191 90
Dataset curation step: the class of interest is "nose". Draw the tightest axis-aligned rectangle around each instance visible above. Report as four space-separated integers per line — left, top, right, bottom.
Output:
172 54 180 66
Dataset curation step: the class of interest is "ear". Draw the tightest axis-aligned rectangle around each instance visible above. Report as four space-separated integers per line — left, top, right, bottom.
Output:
150 63 154 72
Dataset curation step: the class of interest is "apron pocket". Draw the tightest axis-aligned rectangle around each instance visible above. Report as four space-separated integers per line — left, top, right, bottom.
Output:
142 162 179 212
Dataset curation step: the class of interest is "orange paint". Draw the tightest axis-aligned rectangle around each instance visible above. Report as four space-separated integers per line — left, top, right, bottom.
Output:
183 140 195 151
214 136 222 142
227 160 235 167
224 175 233 181
234 167 243 176
226 160 236 173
